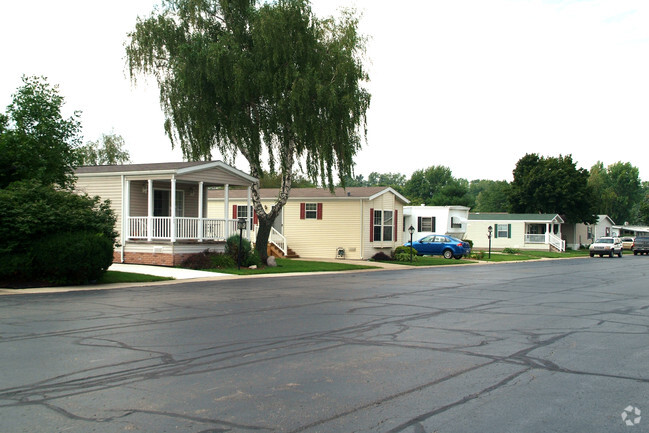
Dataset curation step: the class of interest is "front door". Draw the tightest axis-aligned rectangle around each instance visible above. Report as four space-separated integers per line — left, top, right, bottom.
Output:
272 207 283 234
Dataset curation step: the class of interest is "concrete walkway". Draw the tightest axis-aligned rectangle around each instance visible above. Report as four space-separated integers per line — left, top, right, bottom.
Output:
108 263 229 279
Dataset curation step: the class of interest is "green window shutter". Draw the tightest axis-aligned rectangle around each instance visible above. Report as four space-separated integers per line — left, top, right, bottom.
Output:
494 224 498 239
508 224 512 238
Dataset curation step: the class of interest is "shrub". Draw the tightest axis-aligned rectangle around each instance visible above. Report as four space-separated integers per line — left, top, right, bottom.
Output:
393 245 417 257
225 234 252 264
502 248 520 254
395 253 418 262
463 239 474 248
0 181 117 284
471 251 485 260
211 253 236 269
244 250 263 268
30 231 114 285
180 250 214 270
371 251 393 262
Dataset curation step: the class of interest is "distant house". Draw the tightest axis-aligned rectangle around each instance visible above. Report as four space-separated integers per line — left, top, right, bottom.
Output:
465 213 565 251
74 161 257 266
207 187 409 259
612 224 649 238
402 205 470 242
562 215 615 250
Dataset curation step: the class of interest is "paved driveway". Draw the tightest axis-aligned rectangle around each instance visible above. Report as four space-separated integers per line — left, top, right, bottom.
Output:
1 257 648 432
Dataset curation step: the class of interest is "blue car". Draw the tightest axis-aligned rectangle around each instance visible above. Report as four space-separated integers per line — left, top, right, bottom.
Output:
405 234 471 259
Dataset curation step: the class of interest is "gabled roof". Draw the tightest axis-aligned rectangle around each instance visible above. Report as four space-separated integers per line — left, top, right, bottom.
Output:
469 213 565 223
75 161 257 184
597 215 616 225
208 186 410 203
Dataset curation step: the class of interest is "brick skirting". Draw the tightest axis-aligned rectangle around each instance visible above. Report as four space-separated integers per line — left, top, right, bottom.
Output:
112 251 195 267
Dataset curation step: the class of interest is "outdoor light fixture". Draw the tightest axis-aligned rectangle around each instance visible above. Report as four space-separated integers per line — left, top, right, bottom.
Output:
408 225 415 262
487 225 493 259
237 218 246 270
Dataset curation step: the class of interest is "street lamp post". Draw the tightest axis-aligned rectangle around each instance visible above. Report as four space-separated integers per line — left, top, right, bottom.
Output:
237 218 246 270
487 225 493 259
408 225 415 262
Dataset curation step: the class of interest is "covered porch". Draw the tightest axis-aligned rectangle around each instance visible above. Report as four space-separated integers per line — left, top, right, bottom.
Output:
524 215 565 251
75 161 257 266
118 162 257 265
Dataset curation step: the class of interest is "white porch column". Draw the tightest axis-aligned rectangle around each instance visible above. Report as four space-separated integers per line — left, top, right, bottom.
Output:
224 184 230 239
198 181 204 242
147 179 153 241
124 179 131 241
545 222 550 244
246 186 252 240
171 177 176 242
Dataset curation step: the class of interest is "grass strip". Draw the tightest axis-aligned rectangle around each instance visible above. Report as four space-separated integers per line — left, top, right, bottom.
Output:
210 258 379 275
98 271 174 284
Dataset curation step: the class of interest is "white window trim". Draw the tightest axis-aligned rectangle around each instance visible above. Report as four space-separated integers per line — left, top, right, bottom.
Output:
305 203 318 219
374 209 394 242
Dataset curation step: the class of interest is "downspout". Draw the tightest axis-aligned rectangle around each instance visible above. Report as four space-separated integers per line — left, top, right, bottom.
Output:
360 199 364 260
120 175 125 263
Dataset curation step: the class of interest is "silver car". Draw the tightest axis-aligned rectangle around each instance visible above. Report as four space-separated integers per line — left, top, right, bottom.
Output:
589 237 623 258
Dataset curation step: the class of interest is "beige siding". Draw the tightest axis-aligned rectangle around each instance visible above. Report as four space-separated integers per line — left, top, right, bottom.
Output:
465 220 527 249
208 191 405 259
75 175 123 237
283 199 363 259
362 193 404 259
178 171 252 185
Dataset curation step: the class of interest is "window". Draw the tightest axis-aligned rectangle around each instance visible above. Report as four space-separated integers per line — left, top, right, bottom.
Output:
418 216 435 232
236 205 255 227
153 189 184 217
451 217 462 229
305 203 317 219
300 203 323 220
373 210 393 242
496 223 510 238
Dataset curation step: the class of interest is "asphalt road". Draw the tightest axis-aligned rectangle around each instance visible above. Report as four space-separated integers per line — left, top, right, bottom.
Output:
1 256 648 433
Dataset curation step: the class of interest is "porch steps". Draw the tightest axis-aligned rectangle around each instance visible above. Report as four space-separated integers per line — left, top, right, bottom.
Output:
267 243 300 259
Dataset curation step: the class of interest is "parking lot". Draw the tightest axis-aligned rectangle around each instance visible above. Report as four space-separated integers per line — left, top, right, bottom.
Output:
1 256 648 432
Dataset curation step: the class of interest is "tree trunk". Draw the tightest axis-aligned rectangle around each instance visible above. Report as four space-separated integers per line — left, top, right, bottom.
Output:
255 216 273 262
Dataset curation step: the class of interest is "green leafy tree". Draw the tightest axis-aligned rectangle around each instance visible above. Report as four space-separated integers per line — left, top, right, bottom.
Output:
509 153 596 223
79 132 131 165
0 76 82 189
402 165 470 206
257 170 315 188
469 179 511 212
126 0 370 261
588 161 642 224
366 172 406 188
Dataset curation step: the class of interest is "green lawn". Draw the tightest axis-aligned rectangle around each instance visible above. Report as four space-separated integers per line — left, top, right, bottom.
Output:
210 258 379 275
387 249 591 266
98 271 174 284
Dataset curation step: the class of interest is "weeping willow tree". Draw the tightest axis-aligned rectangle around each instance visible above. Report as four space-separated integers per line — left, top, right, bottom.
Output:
126 0 370 261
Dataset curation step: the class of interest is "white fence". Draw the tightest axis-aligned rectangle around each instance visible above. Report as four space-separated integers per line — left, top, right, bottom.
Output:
524 233 566 251
127 217 241 241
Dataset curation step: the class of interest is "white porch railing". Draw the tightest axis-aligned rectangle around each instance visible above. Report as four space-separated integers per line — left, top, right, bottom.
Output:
127 217 242 241
270 227 287 255
524 234 546 244
548 233 566 252
524 233 566 251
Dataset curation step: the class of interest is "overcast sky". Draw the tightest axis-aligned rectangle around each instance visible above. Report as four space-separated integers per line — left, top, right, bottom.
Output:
2 0 648 182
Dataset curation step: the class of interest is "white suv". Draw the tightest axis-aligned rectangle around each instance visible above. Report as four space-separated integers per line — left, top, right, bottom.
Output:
589 237 623 258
